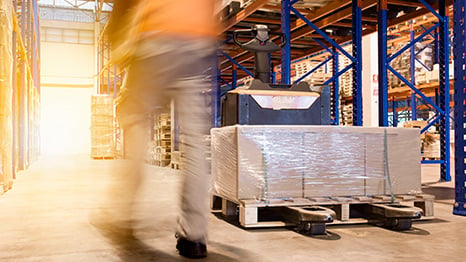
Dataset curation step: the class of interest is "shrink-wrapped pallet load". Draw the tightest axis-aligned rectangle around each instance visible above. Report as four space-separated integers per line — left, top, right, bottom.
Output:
211 125 421 203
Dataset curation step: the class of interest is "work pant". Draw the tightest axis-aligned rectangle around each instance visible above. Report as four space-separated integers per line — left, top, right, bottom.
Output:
112 37 214 244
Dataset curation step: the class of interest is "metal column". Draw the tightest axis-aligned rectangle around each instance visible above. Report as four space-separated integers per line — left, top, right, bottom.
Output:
453 0 466 216
11 0 18 178
332 48 340 125
438 0 451 182
18 0 28 170
352 0 363 126
378 0 388 127
281 0 291 84
410 21 417 120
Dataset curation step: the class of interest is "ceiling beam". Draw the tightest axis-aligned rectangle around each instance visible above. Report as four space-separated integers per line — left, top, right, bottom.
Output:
388 0 453 27
387 0 424 8
223 0 270 32
243 17 283 25
362 16 377 22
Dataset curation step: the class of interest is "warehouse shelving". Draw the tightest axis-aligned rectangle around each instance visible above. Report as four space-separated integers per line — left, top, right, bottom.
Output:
452 0 466 216
218 0 464 216
379 0 451 182
0 0 41 193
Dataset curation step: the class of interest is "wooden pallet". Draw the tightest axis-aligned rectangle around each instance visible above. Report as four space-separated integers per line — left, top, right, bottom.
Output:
158 119 171 127
212 194 434 228
155 159 171 167
155 146 171 153
422 157 441 160
156 133 171 140
155 153 171 161
91 156 115 160
171 162 180 170
156 140 171 147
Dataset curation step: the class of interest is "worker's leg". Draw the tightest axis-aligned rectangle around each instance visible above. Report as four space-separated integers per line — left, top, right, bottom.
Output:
172 47 213 245
101 57 168 226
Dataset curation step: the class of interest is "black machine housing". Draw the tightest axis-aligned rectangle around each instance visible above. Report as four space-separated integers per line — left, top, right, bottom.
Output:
221 25 331 126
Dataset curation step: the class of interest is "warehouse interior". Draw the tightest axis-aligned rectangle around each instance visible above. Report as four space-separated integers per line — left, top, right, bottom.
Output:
0 0 465 261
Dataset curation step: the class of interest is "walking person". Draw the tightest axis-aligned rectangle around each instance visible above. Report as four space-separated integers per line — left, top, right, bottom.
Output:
96 0 219 259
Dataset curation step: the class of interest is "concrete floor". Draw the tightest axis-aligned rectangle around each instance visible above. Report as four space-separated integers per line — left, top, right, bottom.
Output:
0 155 465 262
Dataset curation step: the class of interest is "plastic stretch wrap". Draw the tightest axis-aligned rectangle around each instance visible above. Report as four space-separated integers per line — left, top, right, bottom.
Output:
0 0 14 191
211 125 421 203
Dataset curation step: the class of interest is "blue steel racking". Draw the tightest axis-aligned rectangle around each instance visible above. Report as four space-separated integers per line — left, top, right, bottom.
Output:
453 0 466 216
378 0 451 182
219 0 365 127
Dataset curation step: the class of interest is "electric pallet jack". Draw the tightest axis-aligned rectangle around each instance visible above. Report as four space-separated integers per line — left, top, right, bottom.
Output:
221 25 331 126
219 25 424 235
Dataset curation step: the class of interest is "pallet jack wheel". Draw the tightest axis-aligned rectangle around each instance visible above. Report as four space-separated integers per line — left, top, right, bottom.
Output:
298 222 326 235
384 218 412 231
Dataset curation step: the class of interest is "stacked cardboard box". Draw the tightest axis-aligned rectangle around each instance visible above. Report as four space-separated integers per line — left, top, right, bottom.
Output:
292 58 333 85
339 45 353 98
154 113 171 166
90 95 115 158
0 0 14 192
211 125 421 202
341 104 353 126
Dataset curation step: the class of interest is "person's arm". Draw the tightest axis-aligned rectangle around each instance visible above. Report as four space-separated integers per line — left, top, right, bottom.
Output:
107 0 140 45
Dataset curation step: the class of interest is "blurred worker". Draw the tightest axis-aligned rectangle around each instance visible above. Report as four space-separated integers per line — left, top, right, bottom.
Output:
99 0 219 259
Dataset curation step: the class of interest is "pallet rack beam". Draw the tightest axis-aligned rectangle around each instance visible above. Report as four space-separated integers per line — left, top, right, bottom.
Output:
452 0 466 216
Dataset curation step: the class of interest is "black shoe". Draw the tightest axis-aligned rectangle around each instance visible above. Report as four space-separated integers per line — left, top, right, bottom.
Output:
176 237 207 259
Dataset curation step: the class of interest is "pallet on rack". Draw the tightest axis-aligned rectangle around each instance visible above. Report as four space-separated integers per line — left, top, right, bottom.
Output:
156 140 171 147
155 152 171 161
212 194 434 228
170 162 181 170
155 146 171 154
155 159 171 167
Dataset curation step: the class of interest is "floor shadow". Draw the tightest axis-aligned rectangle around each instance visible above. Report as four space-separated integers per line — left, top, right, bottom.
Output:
389 227 431 236
212 212 242 228
115 238 177 262
90 217 178 261
414 218 451 224
203 241 260 262
303 230 342 240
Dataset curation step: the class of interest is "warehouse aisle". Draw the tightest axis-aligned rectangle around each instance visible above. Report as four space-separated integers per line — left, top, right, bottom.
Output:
0 155 465 262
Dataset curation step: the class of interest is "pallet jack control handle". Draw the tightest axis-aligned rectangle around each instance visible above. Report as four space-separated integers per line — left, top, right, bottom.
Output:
233 25 286 83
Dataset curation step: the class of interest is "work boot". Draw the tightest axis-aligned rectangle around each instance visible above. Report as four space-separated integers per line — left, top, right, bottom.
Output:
176 236 207 259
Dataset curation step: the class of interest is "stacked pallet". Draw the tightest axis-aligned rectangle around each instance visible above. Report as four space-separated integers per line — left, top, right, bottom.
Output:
154 113 171 167
422 133 440 159
389 41 435 87
339 45 353 98
388 43 410 88
341 104 353 126
414 42 433 84
90 95 115 159
292 58 333 85
170 151 182 169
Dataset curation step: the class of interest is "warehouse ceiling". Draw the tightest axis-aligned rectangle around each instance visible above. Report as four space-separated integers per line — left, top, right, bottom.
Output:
38 0 113 22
